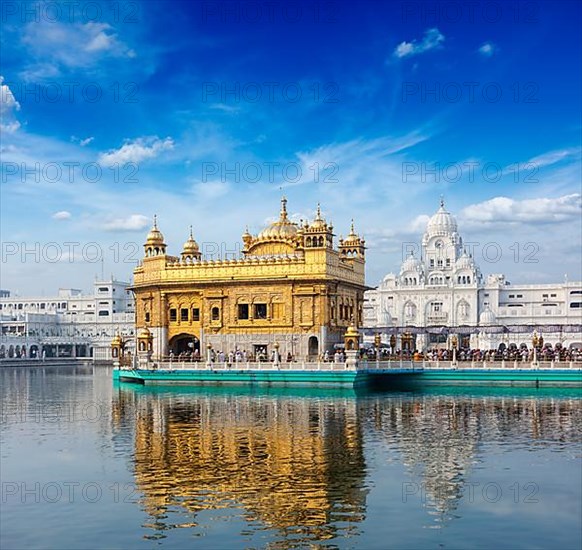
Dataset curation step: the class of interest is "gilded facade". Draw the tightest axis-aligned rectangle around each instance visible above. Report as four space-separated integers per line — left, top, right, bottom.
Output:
132 198 367 359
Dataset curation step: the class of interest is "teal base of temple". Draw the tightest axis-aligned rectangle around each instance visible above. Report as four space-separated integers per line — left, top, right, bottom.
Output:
113 367 582 388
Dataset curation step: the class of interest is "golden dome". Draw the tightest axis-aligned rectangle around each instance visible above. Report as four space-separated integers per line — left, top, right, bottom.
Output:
258 196 298 240
342 220 361 245
145 215 165 246
182 226 200 255
111 333 123 346
137 327 152 338
310 203 327 229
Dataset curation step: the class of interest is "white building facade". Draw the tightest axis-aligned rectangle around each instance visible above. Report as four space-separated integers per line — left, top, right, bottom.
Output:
0 279 135 360
363 201 582 352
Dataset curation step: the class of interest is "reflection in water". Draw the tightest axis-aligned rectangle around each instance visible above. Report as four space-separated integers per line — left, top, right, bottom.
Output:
111 385 582 544
381 394 582 522
113 387 368 544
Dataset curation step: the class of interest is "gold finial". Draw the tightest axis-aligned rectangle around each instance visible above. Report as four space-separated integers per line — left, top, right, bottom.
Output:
153 214 158 229
316 203 322 219
189 225 193 238
350 219 355 235
280 196 288 220
440 195 445 208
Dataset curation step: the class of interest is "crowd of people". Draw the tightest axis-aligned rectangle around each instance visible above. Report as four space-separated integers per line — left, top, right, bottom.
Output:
166 344 582 364
362 345 582 363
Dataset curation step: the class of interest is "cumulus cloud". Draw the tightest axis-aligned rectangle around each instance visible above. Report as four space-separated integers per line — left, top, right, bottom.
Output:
0 76 21 132
52 211 72 221
478 42 496 57
98 136 174 167
393 28 445 59
460 194 581 224
103 214 150 232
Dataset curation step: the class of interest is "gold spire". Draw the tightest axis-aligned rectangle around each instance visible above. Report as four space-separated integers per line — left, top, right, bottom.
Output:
280 196 288 221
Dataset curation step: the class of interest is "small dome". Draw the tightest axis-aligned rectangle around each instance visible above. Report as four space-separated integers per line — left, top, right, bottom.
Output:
258 196 298 240
111 334 123 346
182 226 200 255
456 250 476 270
426 199 458 236
310 204 327 229
479 307 496 326
342 220 361 246
145 215 165 246
137 327 152 338
401 251 423 273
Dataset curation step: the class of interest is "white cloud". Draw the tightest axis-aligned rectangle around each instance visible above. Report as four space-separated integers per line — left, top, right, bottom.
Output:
460 194 581 224
478 42 496 57
523 147 581 169
71 136 94 147
393 28 445 59
103 214 150 232
52 211 72 221
20 21 135 80
0 76 21 132
98 136 174 167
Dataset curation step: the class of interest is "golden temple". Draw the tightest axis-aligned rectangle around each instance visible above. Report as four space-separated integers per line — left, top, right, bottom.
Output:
131 197 367 359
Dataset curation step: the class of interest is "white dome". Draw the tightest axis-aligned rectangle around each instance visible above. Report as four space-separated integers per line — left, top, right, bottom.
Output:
426 201 458 236
400 252 423 273
479 307 496 326
456 251 476 270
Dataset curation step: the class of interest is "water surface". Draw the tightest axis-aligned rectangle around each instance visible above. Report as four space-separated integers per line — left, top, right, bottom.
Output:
1 366 581 549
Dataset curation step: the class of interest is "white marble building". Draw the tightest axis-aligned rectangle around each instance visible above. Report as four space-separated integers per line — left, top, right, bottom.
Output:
363 201 582 351
0 279 135 360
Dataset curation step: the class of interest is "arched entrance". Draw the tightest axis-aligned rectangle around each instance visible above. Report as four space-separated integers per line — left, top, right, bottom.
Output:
169 334 200 357
308 336 319 358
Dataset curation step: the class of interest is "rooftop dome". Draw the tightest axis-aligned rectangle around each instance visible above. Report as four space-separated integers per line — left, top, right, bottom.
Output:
426 199 458 236
455 250 476 270
479 307 496 326
182 226 200 255
401 251 423 273
310 204 327 229
145 215 165 246
342 220 361 246
258 197 298 240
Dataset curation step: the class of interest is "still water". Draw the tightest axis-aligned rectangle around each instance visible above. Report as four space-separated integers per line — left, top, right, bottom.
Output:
1 365 581 550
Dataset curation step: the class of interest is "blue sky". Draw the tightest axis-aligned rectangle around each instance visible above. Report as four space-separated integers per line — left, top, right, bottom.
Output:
1 0 581 294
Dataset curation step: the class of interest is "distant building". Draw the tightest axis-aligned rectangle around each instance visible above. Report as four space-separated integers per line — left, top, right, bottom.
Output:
363 201 582 351
0 279 135 359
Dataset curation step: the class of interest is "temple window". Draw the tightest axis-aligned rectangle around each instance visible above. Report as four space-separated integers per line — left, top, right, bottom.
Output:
211 307 220 320
180 308 189 322
238 304 249 319
145 312 150 323
169 308 177 322
254 303 267 319
191 308 200 322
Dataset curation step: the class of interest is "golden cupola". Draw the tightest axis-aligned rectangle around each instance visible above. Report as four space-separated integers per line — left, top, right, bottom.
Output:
181 226 201 261
339 220 365 259
144 215 167 257
257 196 299 240
304 203 333 248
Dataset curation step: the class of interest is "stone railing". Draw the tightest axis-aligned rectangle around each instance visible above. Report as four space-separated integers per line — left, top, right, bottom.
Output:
146 360 356 372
